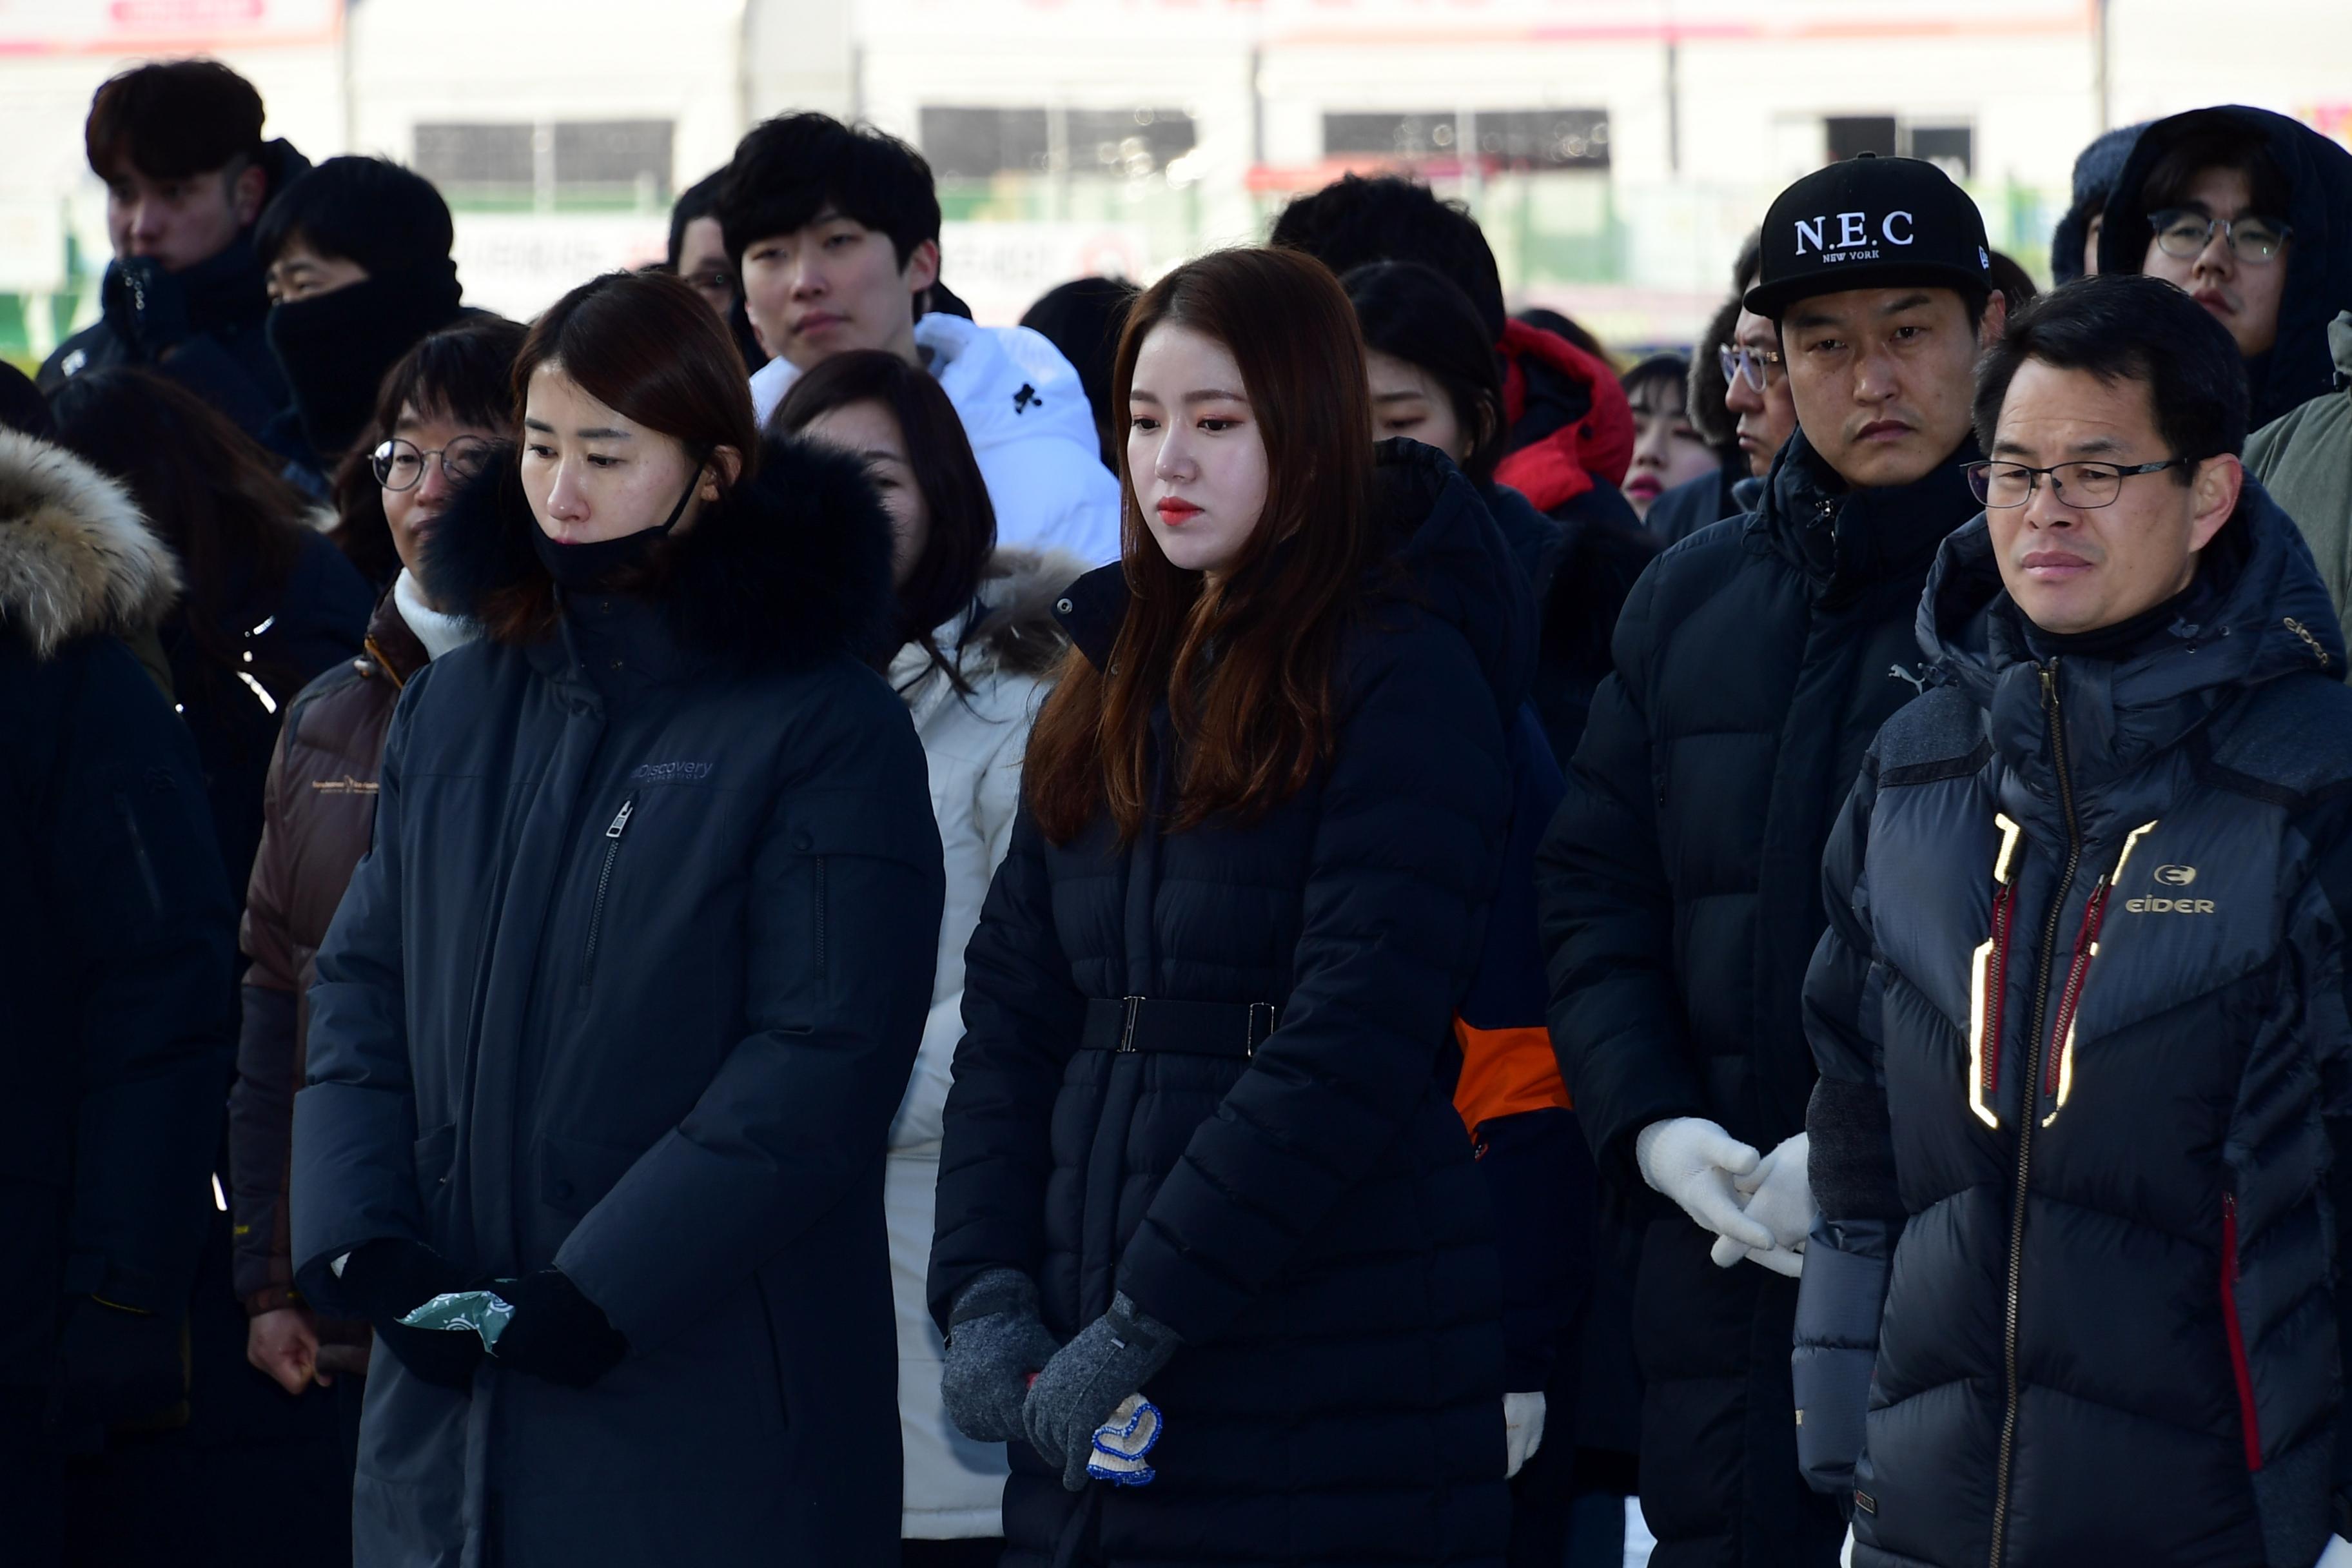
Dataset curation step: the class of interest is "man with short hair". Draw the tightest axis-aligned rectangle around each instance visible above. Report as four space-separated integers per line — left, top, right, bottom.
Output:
253 155 469 492
1538 153 2004 1568
720 113 1119 562
1795 271 2352 1568
39 59 308 438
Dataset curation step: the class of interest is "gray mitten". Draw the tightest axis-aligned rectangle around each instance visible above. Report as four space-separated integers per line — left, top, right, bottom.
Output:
1023 1292 1181 1491
941 1269 1061 1444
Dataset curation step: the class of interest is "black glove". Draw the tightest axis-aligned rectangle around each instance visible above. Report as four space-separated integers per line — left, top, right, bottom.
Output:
1023 1292 1179 1491
489 1271 628 1389
46 1297 186 1447
941 1269 1063 1443
340 1239 485 1390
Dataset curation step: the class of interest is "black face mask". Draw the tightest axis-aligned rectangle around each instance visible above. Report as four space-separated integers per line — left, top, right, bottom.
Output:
530 453 710 593
266 259 465 462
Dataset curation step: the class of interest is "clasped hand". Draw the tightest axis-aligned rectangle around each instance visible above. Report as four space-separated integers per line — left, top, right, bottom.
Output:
1634 1119 1813 1277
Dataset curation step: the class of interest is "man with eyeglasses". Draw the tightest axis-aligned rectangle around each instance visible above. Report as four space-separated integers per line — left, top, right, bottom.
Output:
1538 152 2003 1568
2099 105 2352 430
1795 270 2352 1567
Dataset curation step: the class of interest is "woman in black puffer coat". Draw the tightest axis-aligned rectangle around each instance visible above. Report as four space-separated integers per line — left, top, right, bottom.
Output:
928 247 1524 1566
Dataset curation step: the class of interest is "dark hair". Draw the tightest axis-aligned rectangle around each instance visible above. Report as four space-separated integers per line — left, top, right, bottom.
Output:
1732 229 1764 294
1271 175 1507 343
2139 120 2291 221
0 362 51 440
85 59 264 183
48 367 311 692
1343 260 1505 485
254 156 453 273
1024 248 1380 843
1985 250 2039 317
668 167 729 268
1972 273 2249 473
476 271 763 641
772 349 996 690
718 113 941 271
1687 296 1743 451
328 318 529 587
1622 353 1690 409
1020 276 1139 468
1513 307 1609 364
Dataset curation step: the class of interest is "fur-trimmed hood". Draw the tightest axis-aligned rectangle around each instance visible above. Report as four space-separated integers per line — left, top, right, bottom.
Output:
425 431 897 674
0 427 178 660
963 546 1084 678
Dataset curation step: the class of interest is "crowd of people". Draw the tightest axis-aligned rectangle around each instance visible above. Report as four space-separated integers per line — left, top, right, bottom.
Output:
10 51 2352 1568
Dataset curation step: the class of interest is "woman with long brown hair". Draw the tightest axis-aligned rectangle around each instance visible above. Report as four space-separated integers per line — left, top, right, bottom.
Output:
928 246 1526 1565
288 270 944 1567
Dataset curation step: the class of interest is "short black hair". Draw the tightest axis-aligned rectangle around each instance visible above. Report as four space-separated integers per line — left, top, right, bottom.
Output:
253 157 453 273
1342 260 1506 485
1621 352 1690 410
85 59 264 183
1272 175 1507 343
2140 119 2291 220
1020 275 1139 469
717 113 940 270
668 168 729 269
1972 273 2249 473
1513 306 1609 362
1985 250 2039 317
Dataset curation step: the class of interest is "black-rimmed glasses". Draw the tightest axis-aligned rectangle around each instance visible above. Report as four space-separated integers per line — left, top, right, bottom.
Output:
372 436 498 492
2148 208 2292 264
1965 457 2191 509
1719 343 1783 392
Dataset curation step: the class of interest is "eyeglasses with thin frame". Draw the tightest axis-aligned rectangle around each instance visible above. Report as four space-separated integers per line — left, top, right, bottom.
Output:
1965 456 2192 509
2148 208 2292 264
683 269 735 299
1719 343 1784 392
373 436 498 493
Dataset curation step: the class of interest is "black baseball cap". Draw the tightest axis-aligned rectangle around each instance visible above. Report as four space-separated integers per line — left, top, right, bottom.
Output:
1743 153 1993 320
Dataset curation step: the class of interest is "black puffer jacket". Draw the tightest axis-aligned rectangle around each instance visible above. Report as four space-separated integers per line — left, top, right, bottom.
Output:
1536 427 1983 1567
929 440 1526 1566
1796 485 2352 1568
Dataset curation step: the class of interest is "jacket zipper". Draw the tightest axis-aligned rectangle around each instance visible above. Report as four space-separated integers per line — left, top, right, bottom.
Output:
578 794 636 992
1989 662 2081 1568
2220 1191 2263 1471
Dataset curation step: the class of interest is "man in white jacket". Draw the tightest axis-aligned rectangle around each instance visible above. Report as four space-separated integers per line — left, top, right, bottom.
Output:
719 113 1122 564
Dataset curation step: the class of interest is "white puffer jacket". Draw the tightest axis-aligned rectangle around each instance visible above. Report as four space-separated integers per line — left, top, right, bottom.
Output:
886 548 1077 1539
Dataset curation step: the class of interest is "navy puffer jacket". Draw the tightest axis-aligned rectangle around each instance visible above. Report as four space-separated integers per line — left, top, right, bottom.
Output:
929 440 1525 1566
1796 484 2352 1568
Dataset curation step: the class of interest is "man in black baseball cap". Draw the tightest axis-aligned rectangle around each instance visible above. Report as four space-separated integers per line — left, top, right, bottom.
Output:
1538 153 2003 1568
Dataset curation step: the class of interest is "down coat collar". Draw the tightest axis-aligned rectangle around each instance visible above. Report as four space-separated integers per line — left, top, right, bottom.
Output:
424 431 896 681
0 427 178 660
1747 425 1984 609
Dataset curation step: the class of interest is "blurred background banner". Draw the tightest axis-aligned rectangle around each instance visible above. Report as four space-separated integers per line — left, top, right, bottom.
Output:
1 0 2347 360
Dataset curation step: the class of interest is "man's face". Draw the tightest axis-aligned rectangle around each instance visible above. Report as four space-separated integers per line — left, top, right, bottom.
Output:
1986 359 2238 635
1723 308 1798 478
2139 166 2290 360
1782 286 2006 489
738 208 939 372
676 216 736 322
104 161 266 273
265 237 369 304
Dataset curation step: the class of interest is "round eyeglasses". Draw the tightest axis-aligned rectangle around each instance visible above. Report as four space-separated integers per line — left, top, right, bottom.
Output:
2148 208 2292 265
1965 457 2191 509
372 436 498 493
1718 342 1784 392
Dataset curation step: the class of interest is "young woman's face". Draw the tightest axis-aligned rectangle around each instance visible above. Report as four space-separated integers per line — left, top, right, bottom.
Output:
1364 348 1471 467
520 363 716 544
1126 322 1270 581
798 398 930 589
380 399 504 604
1623 375 1719 518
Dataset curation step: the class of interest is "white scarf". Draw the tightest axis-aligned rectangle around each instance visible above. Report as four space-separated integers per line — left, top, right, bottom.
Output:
392 568 478 663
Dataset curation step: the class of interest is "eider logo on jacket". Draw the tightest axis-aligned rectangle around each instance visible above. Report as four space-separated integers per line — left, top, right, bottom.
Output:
2128 865 2213 914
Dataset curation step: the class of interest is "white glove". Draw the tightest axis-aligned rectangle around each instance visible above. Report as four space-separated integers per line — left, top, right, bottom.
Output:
2314 1535 2352 1568
1709 1131 1814 1277
1503 1391 1546 1479
1635 1118 1775 1253
1841 1524 1856 1567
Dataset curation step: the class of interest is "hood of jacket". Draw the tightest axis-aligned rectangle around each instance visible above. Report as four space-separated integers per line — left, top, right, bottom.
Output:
2098 106 2352 427
1493 318 1636 514
425 431 896 677
1056 437 1535 718
1918 474 2346 799
97 139 311 358
0 427 178 659
963 545 1084 679
1746 424 1983 608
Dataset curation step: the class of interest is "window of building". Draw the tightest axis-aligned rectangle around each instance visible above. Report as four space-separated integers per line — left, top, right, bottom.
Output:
920 106 1195 181
413 119 674 210
1322 109 1610 170
1820 116 1974 179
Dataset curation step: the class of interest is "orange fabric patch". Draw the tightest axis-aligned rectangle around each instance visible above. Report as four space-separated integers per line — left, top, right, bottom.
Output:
1453 1018 1571 1137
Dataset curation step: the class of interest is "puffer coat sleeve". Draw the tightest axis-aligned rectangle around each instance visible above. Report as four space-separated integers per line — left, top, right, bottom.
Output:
1791 747 1903 1504
1111 627 1511 1346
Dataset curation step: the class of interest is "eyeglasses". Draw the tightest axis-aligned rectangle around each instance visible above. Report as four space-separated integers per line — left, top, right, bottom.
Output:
1719 343 1784 392
2148 208 2292 264
373 436 498 493
1965 457 2191 509
682 269 735 299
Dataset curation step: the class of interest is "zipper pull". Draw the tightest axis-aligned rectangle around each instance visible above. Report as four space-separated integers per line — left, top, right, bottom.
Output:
605 798 635 839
